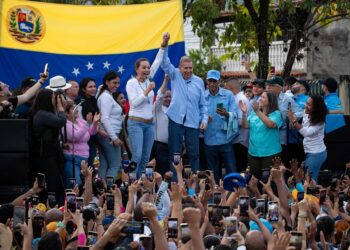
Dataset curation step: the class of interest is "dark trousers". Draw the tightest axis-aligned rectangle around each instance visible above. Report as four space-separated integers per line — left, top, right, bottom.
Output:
151 141 169 176
233 143 248 173
168 119 199 178
204 142 236 181
248 152 281 180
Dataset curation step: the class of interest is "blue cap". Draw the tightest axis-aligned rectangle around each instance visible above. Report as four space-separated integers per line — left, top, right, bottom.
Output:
223 173 246 191
249 218 274 233
206 70 220 81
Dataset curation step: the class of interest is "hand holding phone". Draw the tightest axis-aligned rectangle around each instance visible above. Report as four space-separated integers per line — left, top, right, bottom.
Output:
168 218 178 238
239 196 249 217
267 201 279 222
37 173 46 189
44 63 49 74
66 192 77 212
13 206 26 229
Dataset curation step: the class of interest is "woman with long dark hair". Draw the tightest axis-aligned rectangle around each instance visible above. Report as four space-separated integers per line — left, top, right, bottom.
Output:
288 95 328 182
78 77 105 167
96 71 123 180
239 91 283 179
30 88 67 201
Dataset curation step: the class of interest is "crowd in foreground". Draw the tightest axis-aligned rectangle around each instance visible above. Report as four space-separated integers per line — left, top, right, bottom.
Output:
0 32 348 249
2 159 350 250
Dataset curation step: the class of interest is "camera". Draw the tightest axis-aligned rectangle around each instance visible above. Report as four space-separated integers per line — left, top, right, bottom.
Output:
82 203 100 221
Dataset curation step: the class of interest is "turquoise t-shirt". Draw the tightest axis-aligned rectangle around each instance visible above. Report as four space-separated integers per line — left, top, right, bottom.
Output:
247 110 283 157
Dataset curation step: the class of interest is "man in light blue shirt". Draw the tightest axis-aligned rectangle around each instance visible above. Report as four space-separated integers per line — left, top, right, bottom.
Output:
160 33 208 173
204 70 238 181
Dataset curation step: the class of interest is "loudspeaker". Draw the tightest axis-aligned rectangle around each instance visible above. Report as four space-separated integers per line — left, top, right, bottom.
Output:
0 119 29 203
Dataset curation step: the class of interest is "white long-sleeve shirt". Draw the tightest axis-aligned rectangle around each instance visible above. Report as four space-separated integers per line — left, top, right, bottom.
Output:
153 89 169 143
299 112 326 153
97 91 123 141
126 48 164 119
233 91 252 147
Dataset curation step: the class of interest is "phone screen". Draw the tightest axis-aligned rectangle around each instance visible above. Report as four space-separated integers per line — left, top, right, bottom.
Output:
129 171 137 184
184 167 191 179
262 168 270 184
217 103 223 109
87 231 98 245
37 173 46 189
48 192 57 208
145 167 154 181
297 191 304 202
225 216 237 235
173 153 181 165
257 199 266 217
289 231 303 250
33 215 44 238
77 197 84 210
106 176 114 190
106 194 115 211
208 204 216 222
66 192 77 212
181 223 191 244
319 189 326 205
268 201 279 222
31 195 39 206
220 206 230 217
213 192 221 205
13 206 26 228
168 218 178 238
239 196 249 217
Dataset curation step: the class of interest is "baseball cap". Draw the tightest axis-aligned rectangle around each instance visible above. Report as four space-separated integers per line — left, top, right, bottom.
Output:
266 76 284 87
252 79 266 88
249 219 274 233
21 77 36 89
223 173 247 191
206 70 220 81
243 82 253 91
297 80 310 93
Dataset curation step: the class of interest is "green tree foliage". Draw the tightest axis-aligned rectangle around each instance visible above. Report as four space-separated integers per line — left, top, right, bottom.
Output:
190 0 350 78
188 49 222 80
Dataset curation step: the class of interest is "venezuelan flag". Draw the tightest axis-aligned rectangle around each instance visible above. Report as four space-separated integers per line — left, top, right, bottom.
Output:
0 0 185 91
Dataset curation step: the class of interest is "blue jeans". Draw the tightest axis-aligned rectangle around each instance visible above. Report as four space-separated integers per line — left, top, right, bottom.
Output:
127 120 154 178
63 154 87 188
204 142 236 181
305 150 327 183
96 134 121 180
168 119 199 177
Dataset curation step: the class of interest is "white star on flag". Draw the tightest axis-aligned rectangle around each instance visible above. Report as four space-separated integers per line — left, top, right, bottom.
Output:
86 61 94 70
72 67 80 77
103 61 111 69
117 65 125 74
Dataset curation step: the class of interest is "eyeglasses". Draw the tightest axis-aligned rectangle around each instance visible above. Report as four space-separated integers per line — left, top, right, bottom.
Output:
208 79 219 84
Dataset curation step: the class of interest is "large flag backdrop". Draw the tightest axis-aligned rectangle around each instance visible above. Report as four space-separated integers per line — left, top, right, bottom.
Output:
0 0 185 92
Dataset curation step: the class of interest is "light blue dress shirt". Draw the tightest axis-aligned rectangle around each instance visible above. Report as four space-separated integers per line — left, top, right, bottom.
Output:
324 92 344 111
204 87 238 145
248 110 283 157
161 48 208 129
277 92 303 145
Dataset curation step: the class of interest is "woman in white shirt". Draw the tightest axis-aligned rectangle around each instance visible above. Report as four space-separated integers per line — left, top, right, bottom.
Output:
126 40 165 178
288 95 328 182
96 70 123 180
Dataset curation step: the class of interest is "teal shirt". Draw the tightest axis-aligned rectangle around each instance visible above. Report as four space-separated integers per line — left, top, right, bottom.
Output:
247 110 283 157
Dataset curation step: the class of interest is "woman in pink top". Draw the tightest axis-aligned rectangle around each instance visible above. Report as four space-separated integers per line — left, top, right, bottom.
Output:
63 101 100 188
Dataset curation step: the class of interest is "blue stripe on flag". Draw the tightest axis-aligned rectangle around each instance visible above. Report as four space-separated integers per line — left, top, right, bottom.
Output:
0 42 185 93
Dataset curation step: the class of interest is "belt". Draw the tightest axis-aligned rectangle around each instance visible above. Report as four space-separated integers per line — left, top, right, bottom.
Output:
129 116 153 124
